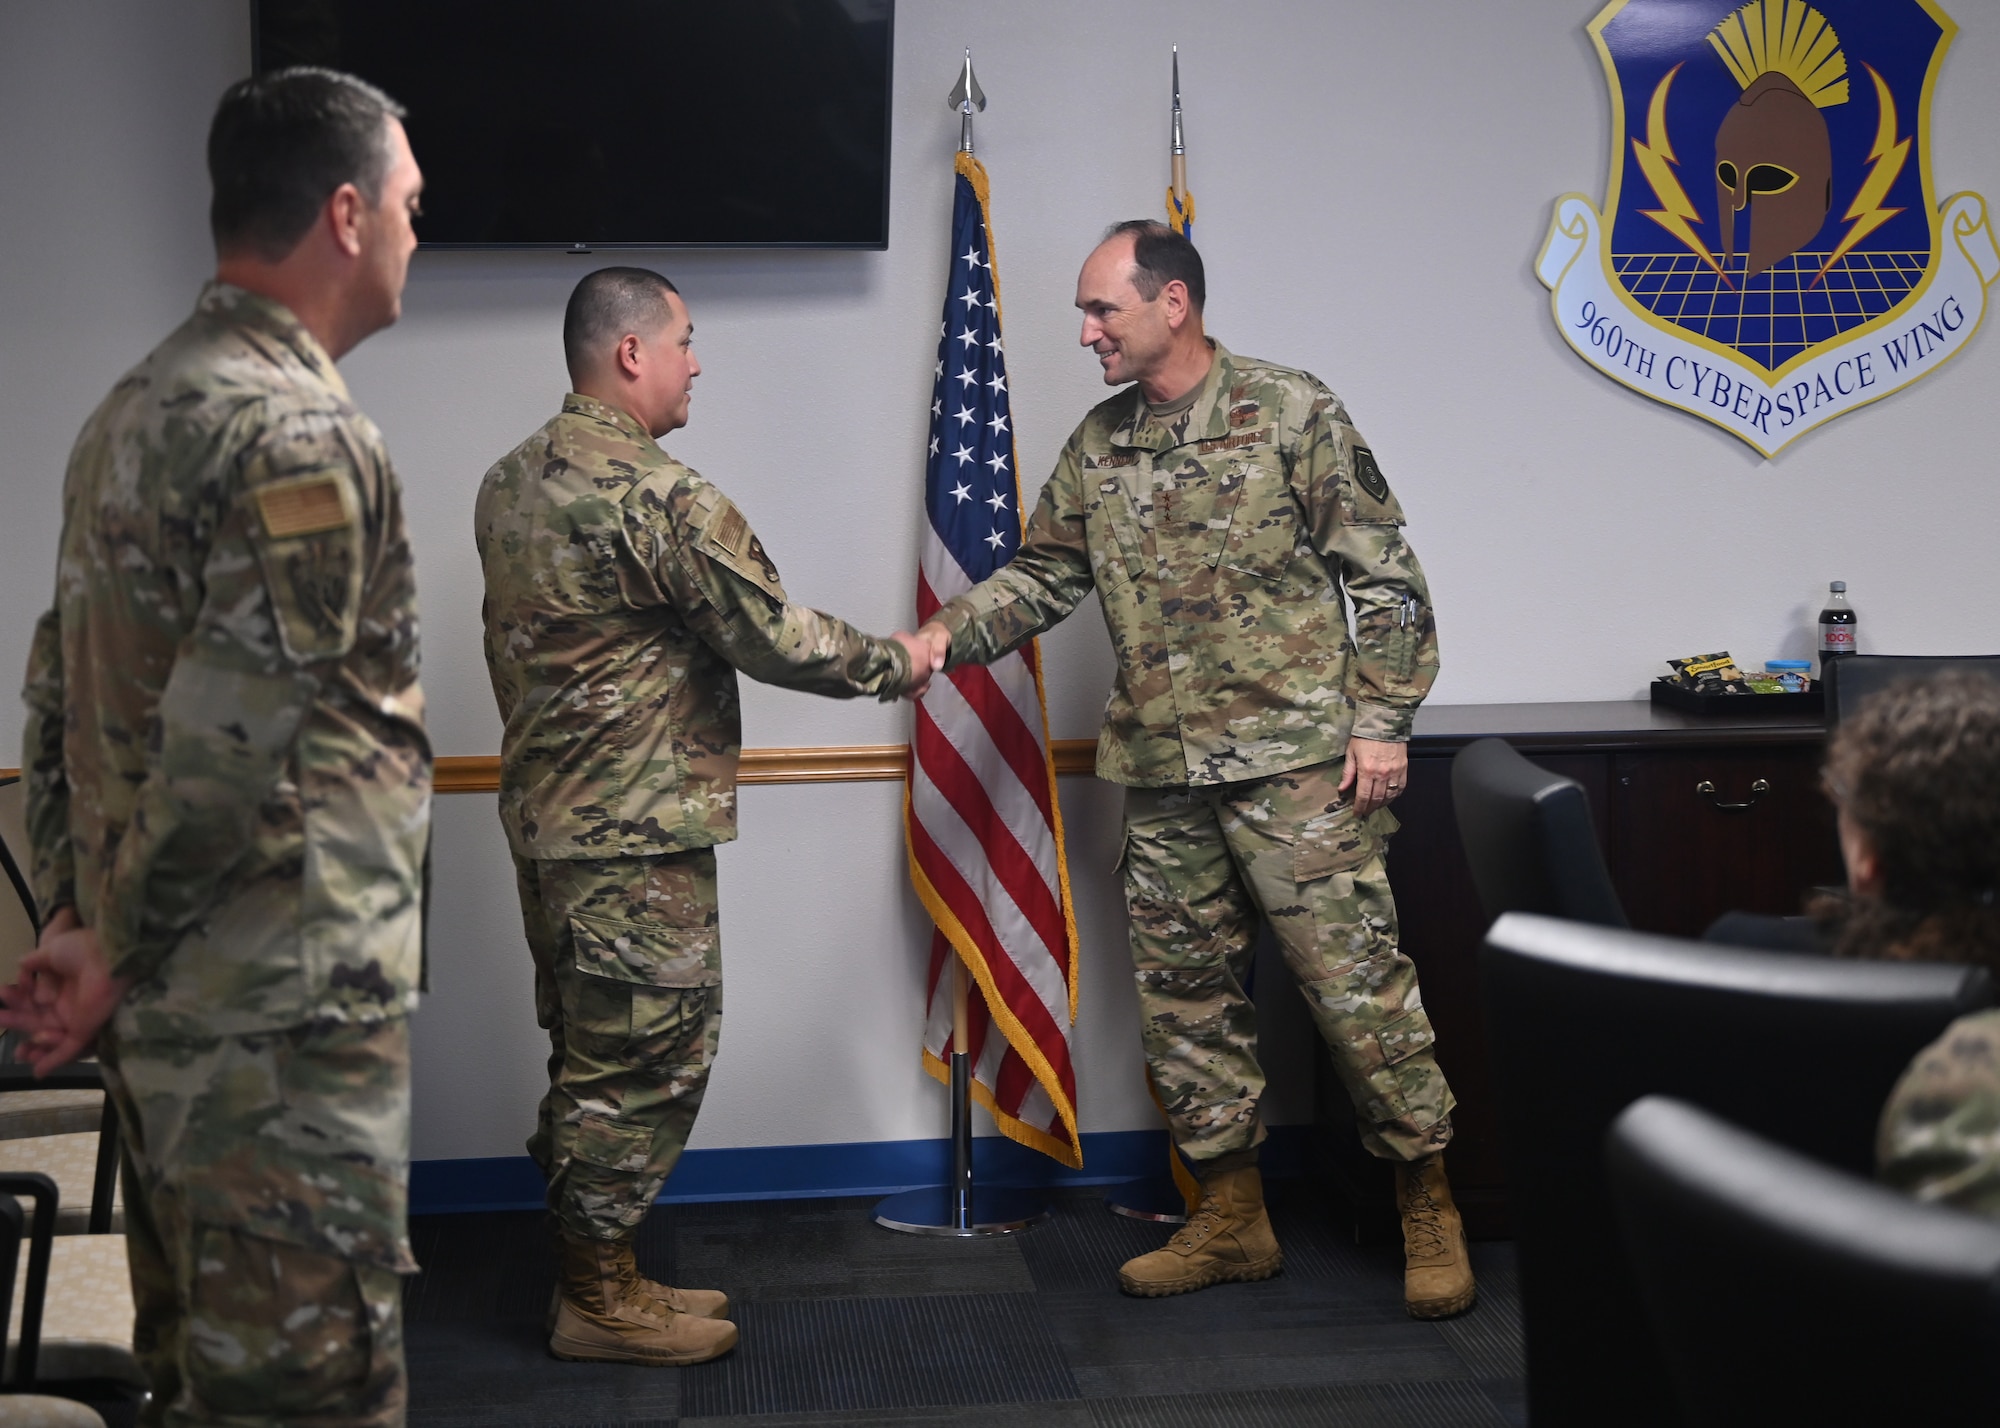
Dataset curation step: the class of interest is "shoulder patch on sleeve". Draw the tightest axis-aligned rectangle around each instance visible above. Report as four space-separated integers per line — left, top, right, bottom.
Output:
693 494 788 605
1352 447 1390 502
254 473 353 538
714 504 749 558
243 466 363 664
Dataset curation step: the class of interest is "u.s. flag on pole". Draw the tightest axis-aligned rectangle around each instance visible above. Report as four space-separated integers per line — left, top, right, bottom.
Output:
906 150 1081 1167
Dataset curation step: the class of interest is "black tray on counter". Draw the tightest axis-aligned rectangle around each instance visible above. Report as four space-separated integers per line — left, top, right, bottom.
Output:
1650 677 1824 716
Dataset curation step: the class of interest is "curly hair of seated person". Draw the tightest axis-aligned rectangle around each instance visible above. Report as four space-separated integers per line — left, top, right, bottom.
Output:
1816 672 2000 971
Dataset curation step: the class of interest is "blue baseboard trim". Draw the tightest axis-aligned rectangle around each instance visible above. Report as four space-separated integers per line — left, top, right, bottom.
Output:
411 1124 1320 1216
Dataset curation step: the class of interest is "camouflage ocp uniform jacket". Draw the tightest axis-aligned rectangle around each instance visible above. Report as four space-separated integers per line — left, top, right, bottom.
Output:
1878 1007 2000 1219
475 394 914 861
21 283 431 1042
930 343 1439 786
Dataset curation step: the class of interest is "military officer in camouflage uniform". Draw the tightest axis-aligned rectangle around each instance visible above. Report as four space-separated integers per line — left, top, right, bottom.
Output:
917 221 1474 1319
476 266 932 1367
7 70 428 1425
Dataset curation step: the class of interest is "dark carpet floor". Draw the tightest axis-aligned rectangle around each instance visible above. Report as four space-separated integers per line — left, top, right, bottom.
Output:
403 1185 1524 1428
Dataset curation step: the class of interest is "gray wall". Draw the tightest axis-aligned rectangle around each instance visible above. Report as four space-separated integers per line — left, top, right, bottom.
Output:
4 2 1996 1161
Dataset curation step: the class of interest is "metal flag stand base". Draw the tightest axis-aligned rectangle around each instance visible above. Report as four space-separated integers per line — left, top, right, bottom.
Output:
1105 1174 1189 1224
874 948 1048 1237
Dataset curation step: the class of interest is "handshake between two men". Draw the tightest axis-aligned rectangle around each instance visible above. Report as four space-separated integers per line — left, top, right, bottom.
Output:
890 627 948 702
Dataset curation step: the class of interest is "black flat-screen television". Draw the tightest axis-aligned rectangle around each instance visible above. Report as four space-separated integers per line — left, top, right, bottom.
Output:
251 0 894 249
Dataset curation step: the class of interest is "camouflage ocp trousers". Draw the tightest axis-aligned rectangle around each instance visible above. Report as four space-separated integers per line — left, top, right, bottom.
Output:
98 1019 414 1428
512 849 723 1242
1123 758 1454 1165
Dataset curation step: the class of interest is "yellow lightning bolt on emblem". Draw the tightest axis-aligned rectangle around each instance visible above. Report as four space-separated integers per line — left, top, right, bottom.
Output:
1630 64 1731 288
1812 63 1909 288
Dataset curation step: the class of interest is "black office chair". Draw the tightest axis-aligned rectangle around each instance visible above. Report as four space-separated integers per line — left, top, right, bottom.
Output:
0 1170 129 1425
1608 1095 2000 1425
1822 653 2000 725
0 777 38 961
1451 736 1626 927
1481 912 1993 1428
0 1172 59 1394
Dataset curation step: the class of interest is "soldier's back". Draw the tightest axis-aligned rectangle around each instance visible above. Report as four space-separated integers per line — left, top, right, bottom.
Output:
474 394 745 862
46 282 428 1039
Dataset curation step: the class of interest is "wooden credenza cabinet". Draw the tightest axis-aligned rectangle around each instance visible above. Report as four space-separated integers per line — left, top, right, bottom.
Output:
1314 701 1845 1239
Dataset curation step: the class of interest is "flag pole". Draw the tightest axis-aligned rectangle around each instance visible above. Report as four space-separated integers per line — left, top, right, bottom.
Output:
1108 44 1208 1224
1165 44 1196 242
948 956 974 1226
876 936 1046 1237
873 52 1048 1239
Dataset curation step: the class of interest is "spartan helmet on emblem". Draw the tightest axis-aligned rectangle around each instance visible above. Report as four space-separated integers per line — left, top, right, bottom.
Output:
1709 0 1850 281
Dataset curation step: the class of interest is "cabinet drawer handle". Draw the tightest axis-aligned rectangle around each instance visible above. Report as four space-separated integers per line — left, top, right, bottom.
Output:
1696 778 1770 811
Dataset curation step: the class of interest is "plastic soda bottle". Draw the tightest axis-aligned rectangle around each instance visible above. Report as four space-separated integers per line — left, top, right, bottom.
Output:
1818 581 1857 665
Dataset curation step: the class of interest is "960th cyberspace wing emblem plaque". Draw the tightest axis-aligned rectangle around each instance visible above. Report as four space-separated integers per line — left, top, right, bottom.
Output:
1538 0 1997 455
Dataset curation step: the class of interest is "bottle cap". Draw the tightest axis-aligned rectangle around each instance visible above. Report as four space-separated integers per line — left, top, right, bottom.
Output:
1766 660 1811 671
1829 580 1846 592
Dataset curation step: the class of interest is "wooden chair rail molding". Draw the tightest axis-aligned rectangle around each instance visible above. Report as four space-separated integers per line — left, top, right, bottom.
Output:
436 741 1099 792
4 743 1101 793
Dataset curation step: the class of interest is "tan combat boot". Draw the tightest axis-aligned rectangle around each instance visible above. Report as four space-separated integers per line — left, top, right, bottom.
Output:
1117 1166 1284 1297
544 1226 728 1332
545 1277 729 1333
549 1232 738 1365
1396 1156 1476 1319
